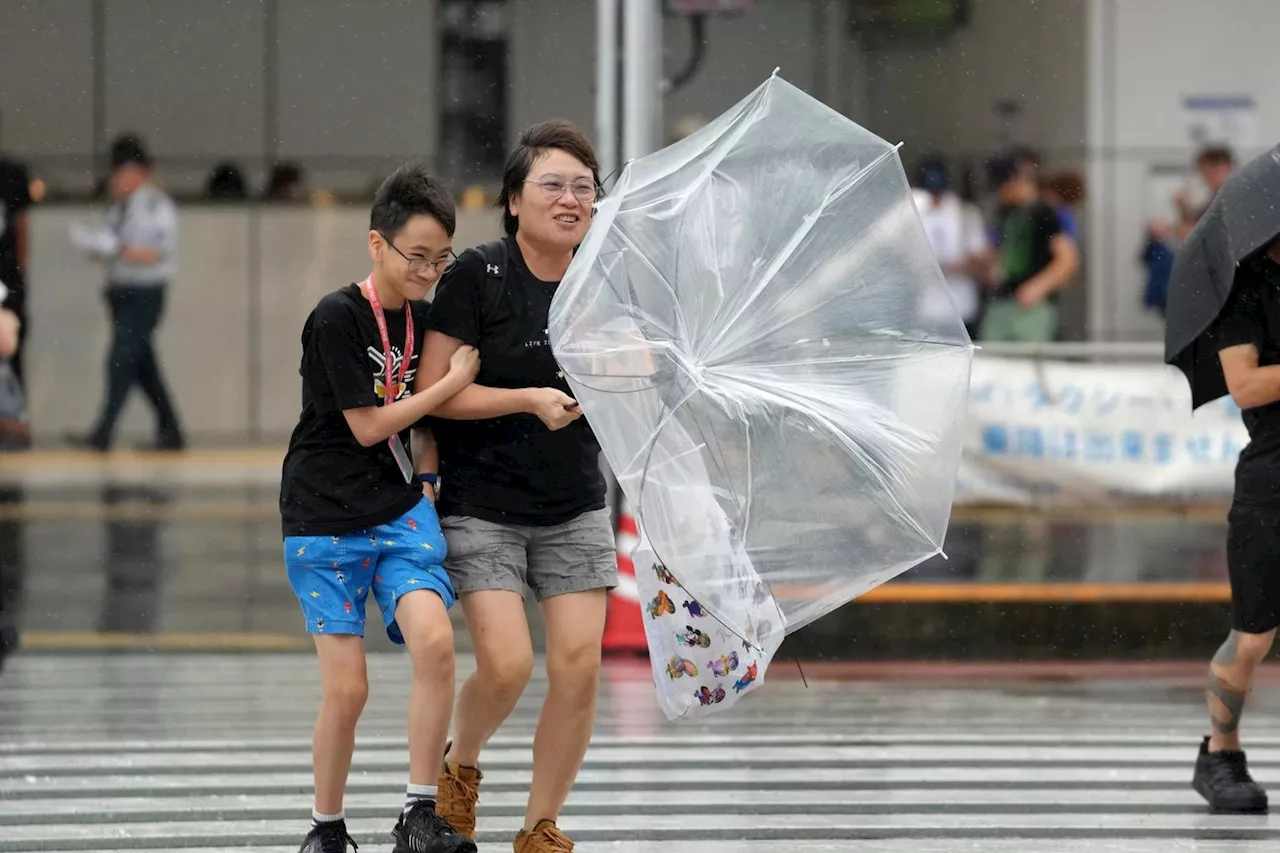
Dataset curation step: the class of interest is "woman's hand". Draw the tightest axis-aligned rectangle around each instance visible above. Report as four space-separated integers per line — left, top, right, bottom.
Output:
527 388 582 431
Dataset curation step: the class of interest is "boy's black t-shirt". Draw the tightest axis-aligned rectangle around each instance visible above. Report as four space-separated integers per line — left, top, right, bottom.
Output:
279 283 430 537
1207 256 1280 507
425 235 606 526
994 202 1063 300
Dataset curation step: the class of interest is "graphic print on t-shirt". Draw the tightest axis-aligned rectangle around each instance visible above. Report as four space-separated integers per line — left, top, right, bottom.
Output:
367 343 417 403
522 326 565 378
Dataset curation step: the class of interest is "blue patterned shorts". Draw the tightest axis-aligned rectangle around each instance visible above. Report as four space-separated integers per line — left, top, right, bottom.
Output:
284 498 456 645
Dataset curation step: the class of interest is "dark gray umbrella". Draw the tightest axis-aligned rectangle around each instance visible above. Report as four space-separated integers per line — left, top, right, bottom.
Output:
1165 144 1280 409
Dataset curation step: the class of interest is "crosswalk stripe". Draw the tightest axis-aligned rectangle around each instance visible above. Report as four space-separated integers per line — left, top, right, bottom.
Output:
1 653 1277 851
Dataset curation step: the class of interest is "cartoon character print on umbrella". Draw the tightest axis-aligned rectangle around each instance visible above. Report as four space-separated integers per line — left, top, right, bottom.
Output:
647 590 675 619
683 599 708 618
677 626 712 648
709 651 739 678
665 656 698 679
648 557 743 704
733 661 759 693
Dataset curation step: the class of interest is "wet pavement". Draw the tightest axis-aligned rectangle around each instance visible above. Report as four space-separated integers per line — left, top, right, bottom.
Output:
0 448 1268 850
0 448 1237 656
2 652 1279 851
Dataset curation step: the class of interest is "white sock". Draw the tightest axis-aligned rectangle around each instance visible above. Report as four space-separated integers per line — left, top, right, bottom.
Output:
312 809 344 828
404 783 437 815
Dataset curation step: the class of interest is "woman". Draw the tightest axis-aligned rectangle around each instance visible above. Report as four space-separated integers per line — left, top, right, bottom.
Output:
417 120 615 853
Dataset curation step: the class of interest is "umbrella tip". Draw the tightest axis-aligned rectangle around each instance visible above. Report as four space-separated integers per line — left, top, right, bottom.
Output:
771 66 780 77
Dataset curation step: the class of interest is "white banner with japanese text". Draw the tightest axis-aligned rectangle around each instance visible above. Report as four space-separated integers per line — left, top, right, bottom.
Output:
955 356 1248 505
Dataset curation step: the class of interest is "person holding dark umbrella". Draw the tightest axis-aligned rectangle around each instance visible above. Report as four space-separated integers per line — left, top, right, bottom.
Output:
1166 144 1280 814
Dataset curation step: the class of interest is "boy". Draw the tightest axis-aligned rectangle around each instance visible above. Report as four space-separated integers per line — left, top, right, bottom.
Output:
279 161 479 853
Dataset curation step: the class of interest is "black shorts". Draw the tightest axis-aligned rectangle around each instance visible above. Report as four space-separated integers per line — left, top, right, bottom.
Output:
1226 503 1280 634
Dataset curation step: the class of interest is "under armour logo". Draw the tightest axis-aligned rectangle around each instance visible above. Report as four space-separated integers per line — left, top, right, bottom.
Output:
487 264 500 275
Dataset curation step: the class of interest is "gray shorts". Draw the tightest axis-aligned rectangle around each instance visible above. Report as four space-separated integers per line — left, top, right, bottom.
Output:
440 507 619 601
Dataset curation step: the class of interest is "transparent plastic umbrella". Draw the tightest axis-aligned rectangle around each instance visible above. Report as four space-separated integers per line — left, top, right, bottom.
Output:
549 71 974 718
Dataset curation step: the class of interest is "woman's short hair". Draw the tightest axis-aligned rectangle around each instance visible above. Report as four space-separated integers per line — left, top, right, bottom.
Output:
498 120 601 236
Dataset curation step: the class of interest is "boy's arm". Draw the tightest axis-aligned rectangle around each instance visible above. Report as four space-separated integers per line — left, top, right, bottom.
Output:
410 427 440 502
306 302 479 448
343 346 478 447
423 256 575 424
418 330 540 420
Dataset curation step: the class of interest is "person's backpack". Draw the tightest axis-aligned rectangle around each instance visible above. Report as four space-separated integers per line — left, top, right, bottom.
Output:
469 238 528 324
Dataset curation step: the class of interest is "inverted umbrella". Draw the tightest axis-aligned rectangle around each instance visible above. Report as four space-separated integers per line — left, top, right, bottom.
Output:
549 71 975 719
1166 144 1280 408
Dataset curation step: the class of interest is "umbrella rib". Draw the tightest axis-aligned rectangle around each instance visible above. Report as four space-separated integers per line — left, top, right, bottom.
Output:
696 146 901 364
628 407 772 657
710 369 937 548
622 379 703 489
678 79 775 209
605 82 775 355
608 228 692 346
710 325 971 369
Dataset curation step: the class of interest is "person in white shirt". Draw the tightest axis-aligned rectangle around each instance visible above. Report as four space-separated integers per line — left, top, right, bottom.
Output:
912 158 989 338
69 134 184 451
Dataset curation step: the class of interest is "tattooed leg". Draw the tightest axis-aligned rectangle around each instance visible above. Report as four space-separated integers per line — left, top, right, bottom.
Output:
1207 630 1275 752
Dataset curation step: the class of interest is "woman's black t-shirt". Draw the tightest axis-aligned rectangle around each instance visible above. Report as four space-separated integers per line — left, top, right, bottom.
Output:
426 236 606 526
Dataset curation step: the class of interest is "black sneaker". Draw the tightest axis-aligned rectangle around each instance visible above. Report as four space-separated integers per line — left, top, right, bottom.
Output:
298 820 358 853
391 800 476 853
1193 736 1269 814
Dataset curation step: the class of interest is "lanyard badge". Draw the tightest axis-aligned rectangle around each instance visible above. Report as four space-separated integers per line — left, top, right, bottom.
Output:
363 277 416 483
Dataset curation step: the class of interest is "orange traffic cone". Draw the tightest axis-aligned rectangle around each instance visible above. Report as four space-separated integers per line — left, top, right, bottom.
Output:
603 498 648 655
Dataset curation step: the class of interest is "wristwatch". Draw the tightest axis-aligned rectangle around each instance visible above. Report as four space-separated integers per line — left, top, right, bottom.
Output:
418 472 440 497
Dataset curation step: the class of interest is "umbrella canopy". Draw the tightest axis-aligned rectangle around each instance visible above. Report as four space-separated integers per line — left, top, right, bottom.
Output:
1166 144 1280 408
549 72 974 716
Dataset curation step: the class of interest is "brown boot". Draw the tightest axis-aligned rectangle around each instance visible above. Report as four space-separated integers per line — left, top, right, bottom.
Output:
436 755 483 840
513 819 574 853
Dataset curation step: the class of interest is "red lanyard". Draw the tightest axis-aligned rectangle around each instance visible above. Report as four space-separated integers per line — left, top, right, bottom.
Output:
362 276 413 405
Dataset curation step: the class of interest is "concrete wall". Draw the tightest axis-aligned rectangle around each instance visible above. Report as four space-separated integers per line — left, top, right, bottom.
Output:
2 0 1089 188
14 0 1269 386
2 0 834 195
0 0 440 196
1086 0 1280 343
863 0 1088 169
859 0 1090 339
507 0 840 162
23 205 502 444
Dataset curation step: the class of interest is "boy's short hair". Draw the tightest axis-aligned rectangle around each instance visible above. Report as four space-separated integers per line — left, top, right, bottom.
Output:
370 161 456 238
